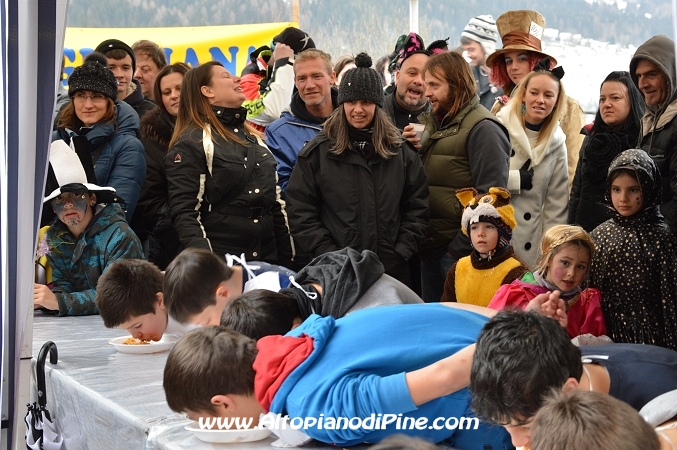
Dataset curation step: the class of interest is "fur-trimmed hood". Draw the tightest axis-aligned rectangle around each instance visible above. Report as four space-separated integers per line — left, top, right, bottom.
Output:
139 107 175 147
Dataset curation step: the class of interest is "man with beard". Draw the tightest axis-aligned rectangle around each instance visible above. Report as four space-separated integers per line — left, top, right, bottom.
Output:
416 51 510 303
383 33 449 133
265 48 338 198
384 51 430 130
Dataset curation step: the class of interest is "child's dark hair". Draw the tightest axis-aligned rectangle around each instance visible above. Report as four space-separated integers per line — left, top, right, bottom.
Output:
609 167 638 184
163 327 257 414
470 310 582 426
220 289 302 340
163 248 232 323
95 259 163 327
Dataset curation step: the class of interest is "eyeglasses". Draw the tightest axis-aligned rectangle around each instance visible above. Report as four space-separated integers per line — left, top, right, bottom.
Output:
73 92 107 103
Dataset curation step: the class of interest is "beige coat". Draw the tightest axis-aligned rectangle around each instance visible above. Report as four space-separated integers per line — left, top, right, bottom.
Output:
497 107 569 267
492 95 585 188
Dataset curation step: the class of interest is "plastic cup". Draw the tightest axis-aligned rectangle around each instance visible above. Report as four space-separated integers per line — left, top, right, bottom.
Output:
410 123 425 140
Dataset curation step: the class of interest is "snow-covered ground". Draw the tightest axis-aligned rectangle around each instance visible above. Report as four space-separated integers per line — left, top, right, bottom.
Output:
541 32 638 120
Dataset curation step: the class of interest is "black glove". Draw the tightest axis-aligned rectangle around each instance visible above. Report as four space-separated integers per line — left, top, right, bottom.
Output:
519 159 534 191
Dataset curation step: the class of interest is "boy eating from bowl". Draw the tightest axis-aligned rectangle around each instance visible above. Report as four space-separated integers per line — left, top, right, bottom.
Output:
163 248 295 327
96 259 194 340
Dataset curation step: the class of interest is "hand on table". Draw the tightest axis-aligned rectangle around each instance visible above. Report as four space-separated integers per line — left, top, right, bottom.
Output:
34 283 58 311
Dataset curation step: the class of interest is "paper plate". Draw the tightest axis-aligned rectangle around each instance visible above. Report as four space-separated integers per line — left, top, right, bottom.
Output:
108 334 179 354
184 422 271 443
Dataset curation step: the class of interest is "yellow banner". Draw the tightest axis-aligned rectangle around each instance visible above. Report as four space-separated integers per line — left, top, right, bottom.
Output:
63 22 296 79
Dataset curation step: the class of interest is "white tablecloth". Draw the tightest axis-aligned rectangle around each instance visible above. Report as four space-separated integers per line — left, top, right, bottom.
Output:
30 312 378 450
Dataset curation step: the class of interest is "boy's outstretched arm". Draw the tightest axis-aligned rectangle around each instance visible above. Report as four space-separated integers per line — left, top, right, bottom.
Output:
406 343 476 406
407 294 568 406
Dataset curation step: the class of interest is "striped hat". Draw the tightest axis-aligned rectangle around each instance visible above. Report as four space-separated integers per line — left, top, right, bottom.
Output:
462 15 499 57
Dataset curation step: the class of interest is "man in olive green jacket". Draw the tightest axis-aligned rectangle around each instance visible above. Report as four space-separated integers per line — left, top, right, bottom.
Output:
413 51 510 303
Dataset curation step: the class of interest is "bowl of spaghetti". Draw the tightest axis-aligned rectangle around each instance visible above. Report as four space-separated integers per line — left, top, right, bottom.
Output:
108 334 179 354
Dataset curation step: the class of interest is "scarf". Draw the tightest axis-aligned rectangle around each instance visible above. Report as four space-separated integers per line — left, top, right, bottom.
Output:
533 270 582 308
347 125 375 159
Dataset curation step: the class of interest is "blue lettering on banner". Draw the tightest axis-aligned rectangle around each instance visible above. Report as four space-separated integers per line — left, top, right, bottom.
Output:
208 46 238 74
184 47 200 67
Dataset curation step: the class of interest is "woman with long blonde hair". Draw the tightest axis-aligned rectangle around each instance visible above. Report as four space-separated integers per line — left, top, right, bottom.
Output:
496 58 569 267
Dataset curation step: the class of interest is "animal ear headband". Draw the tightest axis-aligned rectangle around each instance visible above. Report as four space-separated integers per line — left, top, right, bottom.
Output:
534 57 564 80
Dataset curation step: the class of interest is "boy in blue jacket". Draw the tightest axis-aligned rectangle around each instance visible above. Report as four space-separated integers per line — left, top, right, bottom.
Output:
164 300 564 449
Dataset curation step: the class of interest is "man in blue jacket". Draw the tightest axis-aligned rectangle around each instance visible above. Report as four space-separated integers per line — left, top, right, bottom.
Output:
264 48 338 198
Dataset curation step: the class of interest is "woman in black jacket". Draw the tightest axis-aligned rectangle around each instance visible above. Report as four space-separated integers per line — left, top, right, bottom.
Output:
286 53 429 286
165 61 293 265
131 62 189 269
568 71 645 232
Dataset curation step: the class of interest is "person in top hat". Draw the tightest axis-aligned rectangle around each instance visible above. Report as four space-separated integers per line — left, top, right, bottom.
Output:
461 14 504 110
94 39 155 119
285 52 430 287
34 140 143 316
487 10 585 187
441 187 529 306
240 26 316 131
52 60 146 223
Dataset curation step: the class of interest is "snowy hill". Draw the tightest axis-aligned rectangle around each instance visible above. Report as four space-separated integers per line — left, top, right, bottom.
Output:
542 31 640 118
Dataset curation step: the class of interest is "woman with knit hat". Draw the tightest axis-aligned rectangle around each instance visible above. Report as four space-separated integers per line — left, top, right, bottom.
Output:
286 53 429 287
53 60 145 222
487 10 586 186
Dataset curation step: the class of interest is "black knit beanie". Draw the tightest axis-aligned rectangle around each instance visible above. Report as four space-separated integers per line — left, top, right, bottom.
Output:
272 27 316 55
337 52 384 108
68 61 118 101
95 39 136 74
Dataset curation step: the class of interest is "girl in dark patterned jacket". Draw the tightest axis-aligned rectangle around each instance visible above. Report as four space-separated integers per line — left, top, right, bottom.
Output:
590 149 677 350
568 71 645 231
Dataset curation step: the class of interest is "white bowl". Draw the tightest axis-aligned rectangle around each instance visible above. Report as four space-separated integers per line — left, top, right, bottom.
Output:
108 334 179 354
184 421 271 443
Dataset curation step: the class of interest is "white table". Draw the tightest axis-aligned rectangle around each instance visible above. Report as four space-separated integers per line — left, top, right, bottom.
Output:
30 312 379 450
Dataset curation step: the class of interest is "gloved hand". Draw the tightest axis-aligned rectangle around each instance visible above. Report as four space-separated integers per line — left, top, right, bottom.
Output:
519 159 534 191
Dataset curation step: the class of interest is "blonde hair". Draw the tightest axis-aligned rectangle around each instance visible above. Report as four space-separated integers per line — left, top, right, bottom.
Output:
536 225 595 278
295 48 333 75
508 70 566 147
